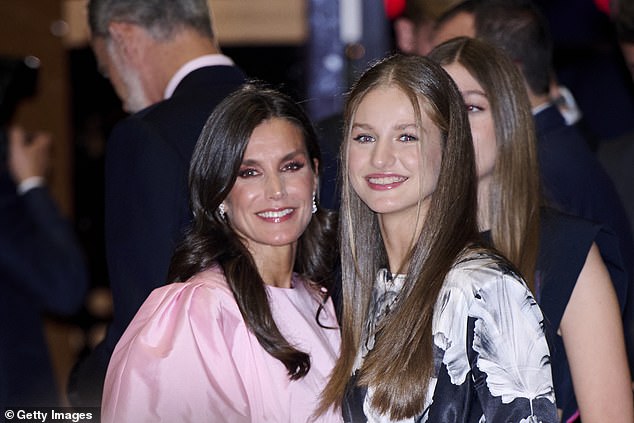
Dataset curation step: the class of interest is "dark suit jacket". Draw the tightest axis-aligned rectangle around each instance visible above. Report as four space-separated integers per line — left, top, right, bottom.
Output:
69 65 246 405
535 105 634 267
0 172 88 408
314 113 343 211
534 104 634 369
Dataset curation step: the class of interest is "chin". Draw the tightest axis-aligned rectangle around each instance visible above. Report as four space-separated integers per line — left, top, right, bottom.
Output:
259 234 303 247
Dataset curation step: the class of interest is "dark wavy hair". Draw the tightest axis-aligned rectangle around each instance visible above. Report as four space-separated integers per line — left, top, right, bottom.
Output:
168 83 338 380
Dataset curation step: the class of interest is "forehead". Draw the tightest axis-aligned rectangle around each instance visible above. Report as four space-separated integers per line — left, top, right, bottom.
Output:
443 62 483 93
243 118 307 158
354 86 442 134
356 86 415 115
352 87 416 131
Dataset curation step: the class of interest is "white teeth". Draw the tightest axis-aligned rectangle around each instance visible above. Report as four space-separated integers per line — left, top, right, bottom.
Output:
368 176 407 185
257 208 293 218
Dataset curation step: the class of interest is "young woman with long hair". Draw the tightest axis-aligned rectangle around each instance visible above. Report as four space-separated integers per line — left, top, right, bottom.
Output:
429 37 633 423
318 54 557 422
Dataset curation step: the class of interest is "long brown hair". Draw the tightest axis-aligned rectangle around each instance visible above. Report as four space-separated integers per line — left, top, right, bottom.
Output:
428 37 541 289
168 83 338 380
319 54 480 419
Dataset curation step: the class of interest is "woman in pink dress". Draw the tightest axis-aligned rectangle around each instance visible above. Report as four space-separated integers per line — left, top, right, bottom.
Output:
101 84 342 422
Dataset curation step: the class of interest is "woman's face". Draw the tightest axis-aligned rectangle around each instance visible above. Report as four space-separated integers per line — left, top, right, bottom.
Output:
223 117 318 253
442 62 497 181
347 86 442 223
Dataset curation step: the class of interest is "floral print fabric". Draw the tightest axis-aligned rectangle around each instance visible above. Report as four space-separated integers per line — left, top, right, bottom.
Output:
344 252 558 423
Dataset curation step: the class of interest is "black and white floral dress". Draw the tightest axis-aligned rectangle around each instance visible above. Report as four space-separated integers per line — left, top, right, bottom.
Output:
343 252 558 423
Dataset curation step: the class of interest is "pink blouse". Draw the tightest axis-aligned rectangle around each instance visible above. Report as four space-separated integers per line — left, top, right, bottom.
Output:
102 266 342 422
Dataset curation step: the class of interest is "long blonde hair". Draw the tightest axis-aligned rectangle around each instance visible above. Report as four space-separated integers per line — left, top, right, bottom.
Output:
319 54 480 419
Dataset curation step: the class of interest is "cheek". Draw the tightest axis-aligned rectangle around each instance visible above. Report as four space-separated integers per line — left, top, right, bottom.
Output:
420 147 441 188
347 163 365 196
404 148 424 169
224 184 255 213
469 118 493 160
292 173 317 200
346 146 365 179
473 135 497 176
345 149 367 197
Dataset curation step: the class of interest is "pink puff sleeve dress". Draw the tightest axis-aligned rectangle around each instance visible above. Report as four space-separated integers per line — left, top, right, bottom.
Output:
101 266 342 423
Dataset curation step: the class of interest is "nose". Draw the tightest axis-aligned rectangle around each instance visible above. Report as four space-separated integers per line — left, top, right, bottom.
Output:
265 173 287 200
370 138 395 169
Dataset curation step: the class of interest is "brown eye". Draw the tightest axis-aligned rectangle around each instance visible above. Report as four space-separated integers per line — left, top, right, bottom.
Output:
238 168 259 178
466 104 484 113
398 134 418 143
283 161 305 172
353 134 374 143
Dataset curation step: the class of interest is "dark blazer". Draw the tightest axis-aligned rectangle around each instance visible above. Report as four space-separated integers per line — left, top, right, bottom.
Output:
69 64 246 405
535 104 634 268
534 104 634 370
0 172 88 408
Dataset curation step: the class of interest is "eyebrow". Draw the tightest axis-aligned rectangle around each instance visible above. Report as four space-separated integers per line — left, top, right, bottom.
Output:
241 148 307 166
351 122 373 131
351 122 418 131
460 89 487 98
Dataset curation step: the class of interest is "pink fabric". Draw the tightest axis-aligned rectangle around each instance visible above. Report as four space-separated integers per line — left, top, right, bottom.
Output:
102 266 342 422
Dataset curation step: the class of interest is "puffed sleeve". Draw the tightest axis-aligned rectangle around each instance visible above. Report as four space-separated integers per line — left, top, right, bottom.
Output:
467 268 558 422
101 271 252 423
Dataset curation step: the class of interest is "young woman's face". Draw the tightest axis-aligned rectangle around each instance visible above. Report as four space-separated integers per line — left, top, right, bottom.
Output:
443 62 497 182
347 86 442 223
223 118 318 253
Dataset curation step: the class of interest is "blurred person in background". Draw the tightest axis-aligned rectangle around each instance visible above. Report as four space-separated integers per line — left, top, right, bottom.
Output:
432 0 634 380
599 0 634 244
1 127 88 408
430 36 633 422
68 0 247 406
392 0 464 55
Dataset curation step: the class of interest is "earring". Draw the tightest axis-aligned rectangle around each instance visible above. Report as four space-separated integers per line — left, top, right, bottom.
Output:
218 202 226 219
311 192 317 214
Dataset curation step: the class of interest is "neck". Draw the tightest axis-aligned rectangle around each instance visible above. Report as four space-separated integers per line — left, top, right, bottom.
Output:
378 208 426 274
250 244 297 288
477 175 493 232
141 28 220 103
527 90 550 111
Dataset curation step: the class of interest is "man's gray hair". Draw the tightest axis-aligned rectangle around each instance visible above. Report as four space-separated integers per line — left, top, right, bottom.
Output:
88 0 214 40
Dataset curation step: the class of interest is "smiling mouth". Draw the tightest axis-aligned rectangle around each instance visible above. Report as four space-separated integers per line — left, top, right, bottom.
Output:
257 208 294 219
367 175 408 185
